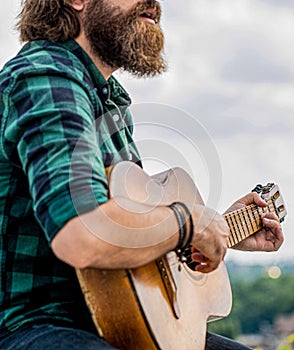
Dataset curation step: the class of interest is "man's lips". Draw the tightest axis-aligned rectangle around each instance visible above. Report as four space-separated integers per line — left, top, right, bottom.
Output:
139 9 158 24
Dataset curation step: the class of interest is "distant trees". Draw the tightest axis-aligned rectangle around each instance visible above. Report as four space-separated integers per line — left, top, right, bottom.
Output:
208 272 294 338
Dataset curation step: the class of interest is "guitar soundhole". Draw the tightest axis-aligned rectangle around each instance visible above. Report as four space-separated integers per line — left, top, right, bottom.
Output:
182 247 207 283
183 246 199 271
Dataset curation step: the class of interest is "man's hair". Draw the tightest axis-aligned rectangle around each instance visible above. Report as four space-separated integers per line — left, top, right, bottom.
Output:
17 0 80 42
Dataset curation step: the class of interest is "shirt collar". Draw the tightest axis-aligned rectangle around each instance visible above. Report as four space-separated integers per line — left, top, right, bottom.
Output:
59 40 131 107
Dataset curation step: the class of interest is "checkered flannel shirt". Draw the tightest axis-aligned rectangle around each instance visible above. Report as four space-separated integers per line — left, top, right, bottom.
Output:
0 39 140 336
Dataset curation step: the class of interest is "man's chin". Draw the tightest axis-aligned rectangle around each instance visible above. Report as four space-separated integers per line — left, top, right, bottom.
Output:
121 62 167 78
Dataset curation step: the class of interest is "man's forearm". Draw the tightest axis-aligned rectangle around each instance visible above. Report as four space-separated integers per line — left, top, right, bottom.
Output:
51 198 179 269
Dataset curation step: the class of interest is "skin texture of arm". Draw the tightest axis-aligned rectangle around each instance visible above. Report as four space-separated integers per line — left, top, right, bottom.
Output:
51 198 229 272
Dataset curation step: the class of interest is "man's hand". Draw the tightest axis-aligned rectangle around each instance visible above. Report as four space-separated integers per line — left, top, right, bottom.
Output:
190 206 229 274
225 192 284 252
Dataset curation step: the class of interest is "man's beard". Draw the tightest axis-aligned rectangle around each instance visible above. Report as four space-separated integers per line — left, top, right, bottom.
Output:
82 0 166 77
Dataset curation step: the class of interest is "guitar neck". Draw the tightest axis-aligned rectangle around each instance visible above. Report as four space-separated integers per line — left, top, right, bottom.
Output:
224 198 277 248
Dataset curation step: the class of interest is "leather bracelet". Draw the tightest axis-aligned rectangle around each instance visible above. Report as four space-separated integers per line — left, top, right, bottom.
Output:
176 202 194 256
169 202 193 261
169 203 187 256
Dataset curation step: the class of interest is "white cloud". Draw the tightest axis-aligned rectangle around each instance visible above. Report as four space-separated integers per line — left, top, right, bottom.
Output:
258 0 294 9
120 0 294 137
216 133 294 263
0 1 21 66
220 44 294 83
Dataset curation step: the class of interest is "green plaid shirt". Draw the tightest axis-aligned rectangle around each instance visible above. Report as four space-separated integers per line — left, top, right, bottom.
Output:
0 39 141 336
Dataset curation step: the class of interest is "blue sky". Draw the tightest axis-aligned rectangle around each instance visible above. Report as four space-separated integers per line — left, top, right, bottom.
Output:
1 0 294 264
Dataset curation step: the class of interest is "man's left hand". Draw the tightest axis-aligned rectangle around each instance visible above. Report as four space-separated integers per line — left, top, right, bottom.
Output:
224 192 284 252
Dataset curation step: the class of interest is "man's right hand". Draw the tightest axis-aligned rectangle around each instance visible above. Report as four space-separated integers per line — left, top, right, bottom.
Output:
190 206 229 273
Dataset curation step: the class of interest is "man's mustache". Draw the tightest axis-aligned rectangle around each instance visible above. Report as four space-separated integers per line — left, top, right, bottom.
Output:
132 0 162 23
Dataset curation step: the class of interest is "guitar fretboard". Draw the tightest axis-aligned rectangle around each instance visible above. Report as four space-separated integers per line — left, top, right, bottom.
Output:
224 199 277 248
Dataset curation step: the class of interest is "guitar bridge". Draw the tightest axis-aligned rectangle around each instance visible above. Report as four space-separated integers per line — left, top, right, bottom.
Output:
156 256 180 319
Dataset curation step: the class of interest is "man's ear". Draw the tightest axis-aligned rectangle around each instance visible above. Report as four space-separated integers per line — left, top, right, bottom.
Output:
68 0 90 12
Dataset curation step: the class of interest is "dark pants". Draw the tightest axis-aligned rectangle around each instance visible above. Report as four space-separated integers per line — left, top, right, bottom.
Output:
0 323 252 350
205 332 252 349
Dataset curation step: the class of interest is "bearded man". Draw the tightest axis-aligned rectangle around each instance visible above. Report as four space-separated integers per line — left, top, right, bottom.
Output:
0 1 283 349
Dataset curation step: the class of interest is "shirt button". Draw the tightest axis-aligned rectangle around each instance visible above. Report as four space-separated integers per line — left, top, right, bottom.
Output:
112 114 120 122
102 87 108 95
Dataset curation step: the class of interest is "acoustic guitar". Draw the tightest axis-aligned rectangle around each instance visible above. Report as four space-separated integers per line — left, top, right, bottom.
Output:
76 161 287 350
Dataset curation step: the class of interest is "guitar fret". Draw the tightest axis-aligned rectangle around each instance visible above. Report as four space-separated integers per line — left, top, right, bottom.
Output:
253 207 262 231
243 209 253 236
228 216 238 247
256 207 264 228
230 213 241 244
228 236 234 248
245 207 254 235
225 215 236 247
228 233 235 247
237 211 247 240
249 205 260 234
225 215 237 246
240 209 251 239
245 207 255 233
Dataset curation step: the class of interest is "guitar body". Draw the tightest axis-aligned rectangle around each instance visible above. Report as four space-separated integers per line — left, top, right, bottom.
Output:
76 162 287 349
77 260 231 350
77 162 232 350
